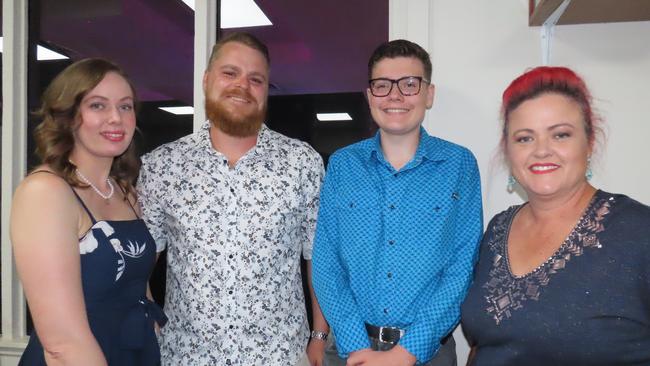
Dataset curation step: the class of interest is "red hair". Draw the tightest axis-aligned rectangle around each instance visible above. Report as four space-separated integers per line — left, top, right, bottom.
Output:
501 66 598 145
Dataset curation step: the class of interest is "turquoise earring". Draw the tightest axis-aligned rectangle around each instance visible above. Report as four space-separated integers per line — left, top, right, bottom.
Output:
586 157 593 181
507 175 516 193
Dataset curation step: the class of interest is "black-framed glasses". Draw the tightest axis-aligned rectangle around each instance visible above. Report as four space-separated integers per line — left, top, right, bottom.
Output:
368 76 430 97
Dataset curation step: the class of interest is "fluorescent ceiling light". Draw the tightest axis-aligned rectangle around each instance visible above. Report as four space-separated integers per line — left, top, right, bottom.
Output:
37 45 69 61
181 0 272 28
221 0 272 28
0 37 68 61
317 113 353 122
181 0 194 10
159 106 195 115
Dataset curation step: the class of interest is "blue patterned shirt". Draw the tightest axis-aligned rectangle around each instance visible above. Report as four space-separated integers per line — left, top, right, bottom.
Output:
312 128 483 363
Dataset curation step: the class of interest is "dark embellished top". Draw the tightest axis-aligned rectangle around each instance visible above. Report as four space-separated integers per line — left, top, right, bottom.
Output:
461 190 650 366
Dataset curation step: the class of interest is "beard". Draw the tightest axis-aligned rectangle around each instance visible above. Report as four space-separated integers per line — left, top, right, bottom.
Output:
205 88 266 137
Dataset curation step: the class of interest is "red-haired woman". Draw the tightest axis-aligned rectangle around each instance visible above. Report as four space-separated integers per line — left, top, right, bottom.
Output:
461 66 650 365
12 58 165 366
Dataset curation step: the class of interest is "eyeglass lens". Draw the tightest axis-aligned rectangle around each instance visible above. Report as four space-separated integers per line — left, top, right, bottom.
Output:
370 77 422 97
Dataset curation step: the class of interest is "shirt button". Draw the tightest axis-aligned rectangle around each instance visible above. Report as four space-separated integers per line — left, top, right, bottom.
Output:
229 254 234 259
230 188 235 194
228 290 233 295
388 204 395 210
226 359 231 365
229 325 234 329
387 272 392 278
383 308 389 314
388 240 395 245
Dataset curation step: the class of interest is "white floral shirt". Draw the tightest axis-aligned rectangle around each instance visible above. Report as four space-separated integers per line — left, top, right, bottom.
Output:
138 122 323 366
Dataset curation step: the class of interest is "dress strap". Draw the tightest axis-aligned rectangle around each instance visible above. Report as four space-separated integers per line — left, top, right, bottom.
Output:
69 188 98 224
30 170 98 224
117 183 140 219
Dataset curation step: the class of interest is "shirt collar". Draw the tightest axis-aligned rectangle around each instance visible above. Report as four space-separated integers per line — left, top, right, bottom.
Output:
367 126 448 164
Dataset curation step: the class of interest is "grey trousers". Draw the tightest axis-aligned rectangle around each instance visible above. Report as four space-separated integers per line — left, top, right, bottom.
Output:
323 333 457 366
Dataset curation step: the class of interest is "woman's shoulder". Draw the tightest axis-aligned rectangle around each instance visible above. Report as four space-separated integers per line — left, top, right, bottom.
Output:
592 191 650 251
486 204 521 231
12 166 80 235
15 166 74 203
603 190 650 225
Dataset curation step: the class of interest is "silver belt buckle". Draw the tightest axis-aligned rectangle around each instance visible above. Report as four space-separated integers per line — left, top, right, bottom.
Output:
378 326 403 344
378 326 390 343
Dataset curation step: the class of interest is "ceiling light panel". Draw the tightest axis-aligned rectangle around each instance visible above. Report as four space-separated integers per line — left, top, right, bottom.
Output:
221 0 272 28
317 113 353 121
159 106 195 115
180 0 272 28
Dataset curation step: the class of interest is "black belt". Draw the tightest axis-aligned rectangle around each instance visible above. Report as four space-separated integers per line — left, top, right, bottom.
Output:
365 323 405 344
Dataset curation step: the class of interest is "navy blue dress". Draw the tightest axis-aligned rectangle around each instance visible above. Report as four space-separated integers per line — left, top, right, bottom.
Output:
461 190 650 365
19 186 166 366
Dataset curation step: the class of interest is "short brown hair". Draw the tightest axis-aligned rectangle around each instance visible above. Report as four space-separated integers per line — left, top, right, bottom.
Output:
33 58 140 196
368 39 432 80
207 32 270 68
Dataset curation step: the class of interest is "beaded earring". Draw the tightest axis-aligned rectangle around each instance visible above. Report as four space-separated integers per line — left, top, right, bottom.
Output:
586 157 593 181
507 175 516 193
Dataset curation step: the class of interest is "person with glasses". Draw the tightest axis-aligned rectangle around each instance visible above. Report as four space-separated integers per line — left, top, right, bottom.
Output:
312 39 483 366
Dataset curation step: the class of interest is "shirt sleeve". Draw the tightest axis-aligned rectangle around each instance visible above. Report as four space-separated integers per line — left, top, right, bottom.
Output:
312 155 372 357
300 147 325 260
398 150 483 363
137 152 170 253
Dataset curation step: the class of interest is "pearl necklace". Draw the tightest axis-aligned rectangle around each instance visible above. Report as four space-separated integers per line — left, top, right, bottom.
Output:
75 169 114 200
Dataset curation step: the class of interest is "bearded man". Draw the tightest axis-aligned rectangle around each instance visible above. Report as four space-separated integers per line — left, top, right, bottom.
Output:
138 32 327 366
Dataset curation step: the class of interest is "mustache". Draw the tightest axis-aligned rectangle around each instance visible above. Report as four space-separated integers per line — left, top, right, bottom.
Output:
223 87 255 102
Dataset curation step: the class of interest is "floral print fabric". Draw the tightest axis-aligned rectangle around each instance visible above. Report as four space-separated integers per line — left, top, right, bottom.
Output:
138 122 324 365
80 221 148 281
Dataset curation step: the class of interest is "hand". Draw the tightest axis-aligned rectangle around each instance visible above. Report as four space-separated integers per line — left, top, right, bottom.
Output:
306 338 326 366
346 348 373 366
346 345 416 366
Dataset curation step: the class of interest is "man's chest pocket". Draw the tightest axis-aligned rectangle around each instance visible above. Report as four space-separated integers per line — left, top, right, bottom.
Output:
403 191 459 230
335 194 380 230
